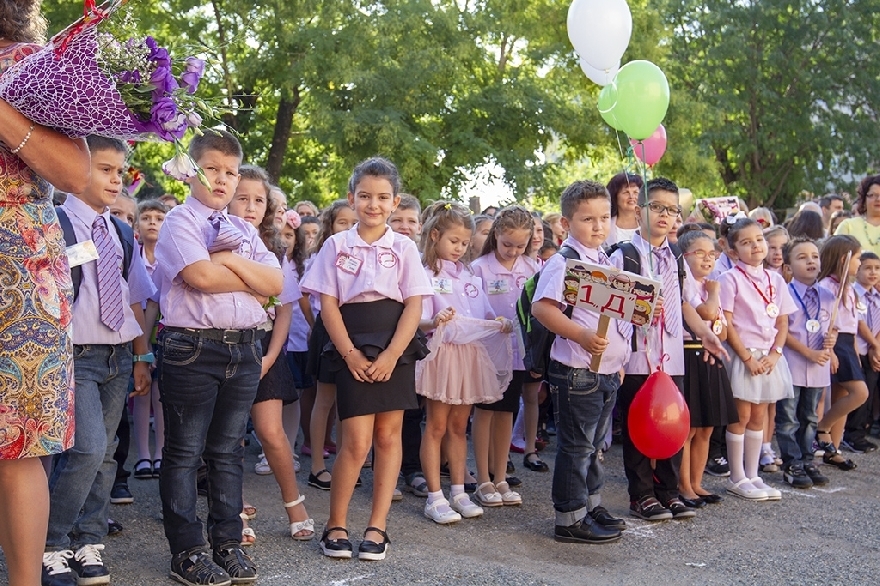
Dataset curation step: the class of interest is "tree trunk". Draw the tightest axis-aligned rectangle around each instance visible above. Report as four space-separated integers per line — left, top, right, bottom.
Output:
266 87 301 184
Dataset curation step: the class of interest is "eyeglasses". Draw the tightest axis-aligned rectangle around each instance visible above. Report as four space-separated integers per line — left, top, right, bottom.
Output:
684 250 719 260
642 202 683 217
866 192 880 200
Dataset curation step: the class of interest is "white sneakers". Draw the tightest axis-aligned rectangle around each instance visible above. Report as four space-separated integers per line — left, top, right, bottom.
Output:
424 498 462 524
450 492 484 518
726 477 782 501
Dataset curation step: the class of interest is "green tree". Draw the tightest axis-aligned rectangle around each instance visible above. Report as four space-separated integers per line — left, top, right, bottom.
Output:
665 0 880 209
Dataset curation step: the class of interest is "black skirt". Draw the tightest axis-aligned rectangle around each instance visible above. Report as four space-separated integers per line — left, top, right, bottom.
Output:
306 312 336 385
832 333 864 384
475 370 525 413
324 299 429 420
683 345 739 428
254 331 300 405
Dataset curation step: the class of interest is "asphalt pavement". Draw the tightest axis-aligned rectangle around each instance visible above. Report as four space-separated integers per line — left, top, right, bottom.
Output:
3 433 880 585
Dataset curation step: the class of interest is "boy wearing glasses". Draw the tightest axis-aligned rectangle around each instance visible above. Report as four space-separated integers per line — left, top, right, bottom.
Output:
610 177 727 522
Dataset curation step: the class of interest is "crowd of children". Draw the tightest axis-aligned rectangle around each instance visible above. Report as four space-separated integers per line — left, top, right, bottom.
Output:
39 130 880 585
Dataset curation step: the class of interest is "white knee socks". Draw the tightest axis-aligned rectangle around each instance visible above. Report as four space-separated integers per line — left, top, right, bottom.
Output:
744 429 764 480
726 431 746 482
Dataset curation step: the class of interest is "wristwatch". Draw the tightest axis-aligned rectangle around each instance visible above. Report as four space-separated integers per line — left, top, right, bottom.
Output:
773 346 783 355
133 352 155 363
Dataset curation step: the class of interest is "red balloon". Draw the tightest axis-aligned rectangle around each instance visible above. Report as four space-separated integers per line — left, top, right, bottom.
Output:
629 124 667 166
627 370 690 459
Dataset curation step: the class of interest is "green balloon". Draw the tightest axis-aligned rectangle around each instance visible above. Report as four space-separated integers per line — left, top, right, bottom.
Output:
612 60 670 140
597 84 623 130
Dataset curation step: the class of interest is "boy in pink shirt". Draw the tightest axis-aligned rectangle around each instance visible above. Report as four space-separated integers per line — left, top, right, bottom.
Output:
155 130 283 586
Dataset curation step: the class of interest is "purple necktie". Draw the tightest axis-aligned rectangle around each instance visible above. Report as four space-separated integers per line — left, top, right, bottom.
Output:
207 211 244 253
653 247 681 338
93 216 124 331
869 291 880 338
804 286 820 349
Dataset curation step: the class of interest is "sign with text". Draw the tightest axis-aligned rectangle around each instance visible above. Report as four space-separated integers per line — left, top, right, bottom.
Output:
696 196 742 224
563 260 662 326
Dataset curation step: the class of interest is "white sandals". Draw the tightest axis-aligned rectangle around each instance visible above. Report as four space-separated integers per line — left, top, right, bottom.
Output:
284 494 315 541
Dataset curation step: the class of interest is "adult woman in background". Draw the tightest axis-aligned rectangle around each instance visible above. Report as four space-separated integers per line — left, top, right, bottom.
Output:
835 175 880 256
0 3 91 583
604 172 643 247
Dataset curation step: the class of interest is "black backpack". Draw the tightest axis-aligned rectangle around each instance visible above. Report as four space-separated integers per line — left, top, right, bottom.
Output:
606 240 687 349
516 246 580 377
55 207 135 301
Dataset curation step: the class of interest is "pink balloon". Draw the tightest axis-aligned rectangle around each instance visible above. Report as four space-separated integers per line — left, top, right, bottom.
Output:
629 124 667 166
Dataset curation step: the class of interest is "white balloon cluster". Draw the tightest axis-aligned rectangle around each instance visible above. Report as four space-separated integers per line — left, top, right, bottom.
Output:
567 0 632 86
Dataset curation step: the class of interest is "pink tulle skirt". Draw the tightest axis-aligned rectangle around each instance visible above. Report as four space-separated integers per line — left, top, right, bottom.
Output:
416 317 514 405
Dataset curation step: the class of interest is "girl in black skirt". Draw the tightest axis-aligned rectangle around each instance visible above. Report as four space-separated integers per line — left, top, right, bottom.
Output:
678 230 739 506
301 158 433 561
816 235 868 470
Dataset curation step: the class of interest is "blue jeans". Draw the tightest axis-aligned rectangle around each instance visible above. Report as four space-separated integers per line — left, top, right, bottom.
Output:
775 385 823 467
158 331 262 555
547 360 620 527
47 344 132 550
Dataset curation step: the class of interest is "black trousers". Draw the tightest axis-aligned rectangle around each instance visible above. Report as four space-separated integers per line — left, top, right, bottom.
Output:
618 374 684 503
400 405 424 476
844 355 878 443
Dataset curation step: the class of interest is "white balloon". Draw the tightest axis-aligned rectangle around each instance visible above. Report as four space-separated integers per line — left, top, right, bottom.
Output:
567 0 632 71
579 57 620 86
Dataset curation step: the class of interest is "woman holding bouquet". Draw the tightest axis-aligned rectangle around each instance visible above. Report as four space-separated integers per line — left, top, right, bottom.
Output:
0 2 91 584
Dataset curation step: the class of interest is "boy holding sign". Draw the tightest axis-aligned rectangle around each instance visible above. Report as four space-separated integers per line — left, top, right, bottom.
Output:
610 178 728 522
531 181 632 544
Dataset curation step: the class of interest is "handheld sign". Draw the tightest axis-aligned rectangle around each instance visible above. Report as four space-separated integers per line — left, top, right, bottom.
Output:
563 259 662 370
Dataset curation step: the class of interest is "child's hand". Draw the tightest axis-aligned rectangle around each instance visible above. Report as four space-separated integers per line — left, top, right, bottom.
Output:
704 280 720 296
652 295 664 325
433 307 455 328
365 350 399 382
209 250 234 265
131 362 152 396
743 354 765 375
496 317 514 334
578 329 608 356
260 355 276 380
822 327 838 350
758 352 779 373
830 353 839 374
344 348 373 383
810 349 831 366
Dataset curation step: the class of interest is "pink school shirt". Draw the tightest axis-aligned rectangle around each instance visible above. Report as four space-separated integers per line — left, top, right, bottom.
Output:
718 261 796 350
62 194 156 345
155 196 280 329
535 237 632 374
472 253 539 371
853 282 879 355
818 277 858 335
785 279 834 388
682 276 727 343
301 225 432 306
421 260 495 322
610 232 684 376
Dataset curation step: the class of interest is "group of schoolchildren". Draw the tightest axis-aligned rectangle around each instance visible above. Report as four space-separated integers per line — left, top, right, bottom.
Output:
39 128 877 586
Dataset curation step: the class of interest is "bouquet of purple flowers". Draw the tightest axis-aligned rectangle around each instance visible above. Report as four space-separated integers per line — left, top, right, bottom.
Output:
0 0 206 141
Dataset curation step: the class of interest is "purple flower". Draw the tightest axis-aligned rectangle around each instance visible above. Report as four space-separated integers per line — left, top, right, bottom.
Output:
179 57 205 94
149 98 186 140
186 111 202 127
117 70 142 84
150 65 179 97
145 36 171 68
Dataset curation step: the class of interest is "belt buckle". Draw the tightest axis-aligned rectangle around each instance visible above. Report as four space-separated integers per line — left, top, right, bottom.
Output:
221 329 241 344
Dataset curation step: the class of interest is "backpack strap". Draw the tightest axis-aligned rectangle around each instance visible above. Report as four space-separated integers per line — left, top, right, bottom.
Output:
557 246 580 319
55 207 82 301
109 215 135 282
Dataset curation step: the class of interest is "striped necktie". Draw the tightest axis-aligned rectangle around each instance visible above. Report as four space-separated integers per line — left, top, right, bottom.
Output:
93 216 124 331
653 247 681 338
207 211 244 253
804 286 820 349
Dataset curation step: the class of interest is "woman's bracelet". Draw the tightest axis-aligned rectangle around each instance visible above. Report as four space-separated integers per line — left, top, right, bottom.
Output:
10 123 34 155
342 347 355 361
